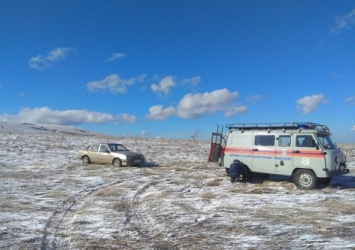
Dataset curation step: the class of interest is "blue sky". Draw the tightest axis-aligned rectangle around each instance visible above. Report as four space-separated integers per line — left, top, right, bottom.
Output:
0 1 354 142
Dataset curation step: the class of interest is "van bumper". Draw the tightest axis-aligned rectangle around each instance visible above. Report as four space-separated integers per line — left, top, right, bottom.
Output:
324 168 350 177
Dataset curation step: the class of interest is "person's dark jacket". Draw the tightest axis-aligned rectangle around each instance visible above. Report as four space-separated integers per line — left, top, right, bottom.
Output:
228 160 247 181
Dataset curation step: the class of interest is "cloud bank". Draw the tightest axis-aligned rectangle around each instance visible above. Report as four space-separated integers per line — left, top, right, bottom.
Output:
29 47 73 70
106 52 126 62
151 76 176 96
297 94 326 115
0 107 136 126
146 88 247 120
331 8 355 34
87 74 146 94
345 96 355 106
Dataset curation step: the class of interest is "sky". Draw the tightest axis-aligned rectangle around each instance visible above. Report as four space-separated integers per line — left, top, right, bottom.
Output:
0 0 354 142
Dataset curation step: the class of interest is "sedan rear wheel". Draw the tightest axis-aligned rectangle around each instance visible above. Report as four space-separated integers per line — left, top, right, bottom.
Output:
82 156 90 165
113 158 122 167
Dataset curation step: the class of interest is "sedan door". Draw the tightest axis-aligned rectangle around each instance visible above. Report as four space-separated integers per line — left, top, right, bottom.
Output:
97 144 114 164
87 144 100 163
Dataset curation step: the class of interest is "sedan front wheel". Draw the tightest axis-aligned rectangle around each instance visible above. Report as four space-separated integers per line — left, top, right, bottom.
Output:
113 158 122 167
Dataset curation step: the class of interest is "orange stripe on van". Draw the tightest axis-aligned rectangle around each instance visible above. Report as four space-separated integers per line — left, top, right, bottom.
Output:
224 147 325 158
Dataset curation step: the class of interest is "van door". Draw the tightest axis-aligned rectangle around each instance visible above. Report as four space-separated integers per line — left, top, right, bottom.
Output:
275 134 293 175
293 134 324 175
252 134 277 174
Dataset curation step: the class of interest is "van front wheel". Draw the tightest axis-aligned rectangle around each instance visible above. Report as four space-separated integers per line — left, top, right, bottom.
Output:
293 169 317 189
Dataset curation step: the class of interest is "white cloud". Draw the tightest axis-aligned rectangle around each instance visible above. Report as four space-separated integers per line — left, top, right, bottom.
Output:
176 88 245 119
140 130 150 136
345 96 355 106
0 107 135 126
180 76 201 86
151 76 175 96
247 94 264 104
116 113 137 123
29 47 73 70
225 105 248 117
351 125 355 131
87 74 146 94
145 88 247 121
145 105 175 120
106 52 126 62
296 94 326 114
330 8 355 34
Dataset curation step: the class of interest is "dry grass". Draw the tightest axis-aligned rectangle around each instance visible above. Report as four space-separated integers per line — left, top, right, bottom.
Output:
0 197 27 211
95 186 122 197
178 203 198 213
112 200 130 211
7 171 31 179
201 191 216 200
206 178 223 186
43 190 69 199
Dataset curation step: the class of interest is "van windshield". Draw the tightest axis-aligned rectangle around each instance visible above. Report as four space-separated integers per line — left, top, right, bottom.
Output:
317 134 336 149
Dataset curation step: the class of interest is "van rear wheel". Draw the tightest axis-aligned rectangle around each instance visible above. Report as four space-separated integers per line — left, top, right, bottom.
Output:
293 169 317 189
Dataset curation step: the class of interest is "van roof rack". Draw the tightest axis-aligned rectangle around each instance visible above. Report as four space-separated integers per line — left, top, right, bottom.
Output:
226 122 330 133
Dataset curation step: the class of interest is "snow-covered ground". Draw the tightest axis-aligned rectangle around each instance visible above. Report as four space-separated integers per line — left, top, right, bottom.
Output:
0 122 355 249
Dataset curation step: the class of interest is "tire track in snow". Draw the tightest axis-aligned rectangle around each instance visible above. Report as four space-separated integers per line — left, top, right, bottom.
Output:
40 173 175 249
40 178 130 250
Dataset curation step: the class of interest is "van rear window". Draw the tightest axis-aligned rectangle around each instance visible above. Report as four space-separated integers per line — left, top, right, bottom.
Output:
255 135 275 146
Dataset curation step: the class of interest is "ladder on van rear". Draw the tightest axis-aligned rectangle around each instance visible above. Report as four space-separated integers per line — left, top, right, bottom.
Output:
208 125 223 162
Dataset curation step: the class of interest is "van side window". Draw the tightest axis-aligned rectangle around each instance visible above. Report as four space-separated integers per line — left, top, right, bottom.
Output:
296 135 315 147
278 135 291 147
255 135 275 146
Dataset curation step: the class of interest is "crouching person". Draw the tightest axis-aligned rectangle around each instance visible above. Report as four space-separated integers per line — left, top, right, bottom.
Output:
228 160 249 183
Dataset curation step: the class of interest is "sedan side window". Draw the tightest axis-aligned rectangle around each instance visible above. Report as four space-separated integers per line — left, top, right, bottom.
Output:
91 145 99 152
100 145 108 152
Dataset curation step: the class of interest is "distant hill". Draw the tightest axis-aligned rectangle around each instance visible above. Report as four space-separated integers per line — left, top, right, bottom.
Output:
0 121 96 136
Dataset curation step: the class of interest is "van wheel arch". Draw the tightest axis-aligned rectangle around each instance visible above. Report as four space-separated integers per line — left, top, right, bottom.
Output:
243 164 253 182
293 169 318 189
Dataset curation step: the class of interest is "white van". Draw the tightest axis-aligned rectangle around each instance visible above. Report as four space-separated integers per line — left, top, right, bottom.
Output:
208 122 349 189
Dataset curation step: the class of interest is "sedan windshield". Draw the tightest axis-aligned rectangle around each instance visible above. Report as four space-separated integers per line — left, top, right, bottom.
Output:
108 144 128 152
317 134 336 149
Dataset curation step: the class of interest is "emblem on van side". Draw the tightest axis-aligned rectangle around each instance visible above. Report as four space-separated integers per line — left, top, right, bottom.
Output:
302 158 311 166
